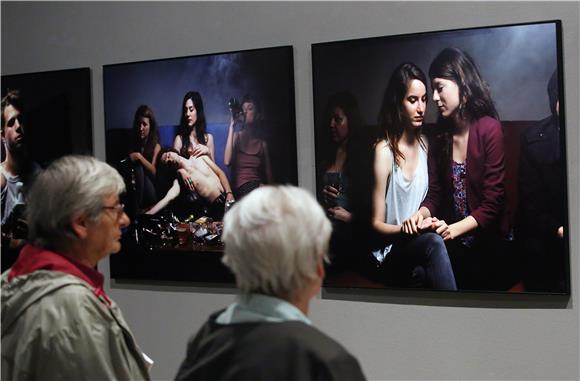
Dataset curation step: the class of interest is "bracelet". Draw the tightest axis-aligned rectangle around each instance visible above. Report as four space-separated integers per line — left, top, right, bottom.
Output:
226 191 233 195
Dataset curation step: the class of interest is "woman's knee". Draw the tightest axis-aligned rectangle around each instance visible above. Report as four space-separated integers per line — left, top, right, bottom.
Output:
420 232 445 248
420 233 450 261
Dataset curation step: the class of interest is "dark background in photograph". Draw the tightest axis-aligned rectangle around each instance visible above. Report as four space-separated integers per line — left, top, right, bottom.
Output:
1 68 93 271
313 23 557 126
312 21 568 293
103 46 297 283
1 68 93 167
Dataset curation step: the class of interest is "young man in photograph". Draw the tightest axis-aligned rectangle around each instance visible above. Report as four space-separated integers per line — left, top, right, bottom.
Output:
1 90 40 268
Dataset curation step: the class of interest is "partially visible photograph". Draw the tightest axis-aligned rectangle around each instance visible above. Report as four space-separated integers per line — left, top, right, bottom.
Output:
312 21 569 294
1 68 93 271
103 46 297 282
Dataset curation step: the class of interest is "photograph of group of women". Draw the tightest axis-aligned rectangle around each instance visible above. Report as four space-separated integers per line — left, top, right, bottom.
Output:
313 21 569 293
103 47 297 259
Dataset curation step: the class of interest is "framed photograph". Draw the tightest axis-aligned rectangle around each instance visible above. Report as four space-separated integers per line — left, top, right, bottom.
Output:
1 68 93 271
312 21 569 294
103 46 297 283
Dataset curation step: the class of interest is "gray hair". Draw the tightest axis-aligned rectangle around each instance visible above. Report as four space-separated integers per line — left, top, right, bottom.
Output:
26 155 125 248
222 185 332 299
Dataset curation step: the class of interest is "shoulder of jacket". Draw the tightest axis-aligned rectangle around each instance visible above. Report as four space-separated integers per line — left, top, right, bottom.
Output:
270 321 345 348
475 116 502 131
3 271 105 323
523 116 555 143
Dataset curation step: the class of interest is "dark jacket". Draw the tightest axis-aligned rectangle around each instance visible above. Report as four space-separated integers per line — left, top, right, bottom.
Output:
421 116 507 235
175 310 366 381
517 114 564 239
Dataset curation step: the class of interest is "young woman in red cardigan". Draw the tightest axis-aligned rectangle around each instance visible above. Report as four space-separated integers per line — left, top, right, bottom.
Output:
409 48 508 290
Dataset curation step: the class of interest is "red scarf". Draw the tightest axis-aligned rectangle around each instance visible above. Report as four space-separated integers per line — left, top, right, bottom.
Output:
8 244 111 306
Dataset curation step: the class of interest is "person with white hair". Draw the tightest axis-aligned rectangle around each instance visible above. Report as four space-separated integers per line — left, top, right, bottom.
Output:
1 155 150 381
174 185 366 381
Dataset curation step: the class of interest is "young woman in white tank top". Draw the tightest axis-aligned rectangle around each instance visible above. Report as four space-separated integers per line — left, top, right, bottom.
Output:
371 63 456 290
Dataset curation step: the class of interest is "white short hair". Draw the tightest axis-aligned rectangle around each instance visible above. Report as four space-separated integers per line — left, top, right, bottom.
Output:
222 185 331 298
26 155 125 248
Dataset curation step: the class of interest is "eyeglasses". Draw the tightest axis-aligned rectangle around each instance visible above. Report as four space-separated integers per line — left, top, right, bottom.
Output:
102 203 125 220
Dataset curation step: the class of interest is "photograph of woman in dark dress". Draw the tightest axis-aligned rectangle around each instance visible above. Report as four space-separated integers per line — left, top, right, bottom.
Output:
316 91 362 269
128 104 161 212
318 91 363 225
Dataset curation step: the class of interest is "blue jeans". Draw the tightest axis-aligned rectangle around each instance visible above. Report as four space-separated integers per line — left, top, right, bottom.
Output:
382 232 457 290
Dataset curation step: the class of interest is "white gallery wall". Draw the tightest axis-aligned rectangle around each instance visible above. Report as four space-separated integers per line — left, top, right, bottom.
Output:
2 2 579 380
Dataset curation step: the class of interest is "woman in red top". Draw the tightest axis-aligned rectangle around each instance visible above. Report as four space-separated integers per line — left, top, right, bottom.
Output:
410 48 507 290
224 94 273 199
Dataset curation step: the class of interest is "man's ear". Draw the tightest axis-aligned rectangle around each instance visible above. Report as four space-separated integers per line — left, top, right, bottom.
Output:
70 213 90 240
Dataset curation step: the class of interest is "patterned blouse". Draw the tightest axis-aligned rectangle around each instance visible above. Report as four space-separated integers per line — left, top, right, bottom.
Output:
452 161 475 247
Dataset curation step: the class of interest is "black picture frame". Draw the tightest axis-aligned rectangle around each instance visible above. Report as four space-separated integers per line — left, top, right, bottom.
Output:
103 46 297 283
312 20 570 294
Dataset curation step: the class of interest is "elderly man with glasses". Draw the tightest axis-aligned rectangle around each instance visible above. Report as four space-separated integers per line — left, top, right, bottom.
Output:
1 155 150 381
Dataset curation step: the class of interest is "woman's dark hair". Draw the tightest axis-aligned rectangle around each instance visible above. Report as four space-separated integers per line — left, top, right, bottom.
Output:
241 94 261 117
132 105 159 161
239 93 266 140
319 91 364 172
378 62 428 166
429 47 498 122
178 91 207 157
429 48 498 172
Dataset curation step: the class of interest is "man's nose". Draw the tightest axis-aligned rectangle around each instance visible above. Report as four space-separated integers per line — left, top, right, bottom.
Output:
119 212 130 228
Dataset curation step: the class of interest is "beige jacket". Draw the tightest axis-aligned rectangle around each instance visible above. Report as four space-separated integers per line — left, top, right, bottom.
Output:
1 270 150 381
